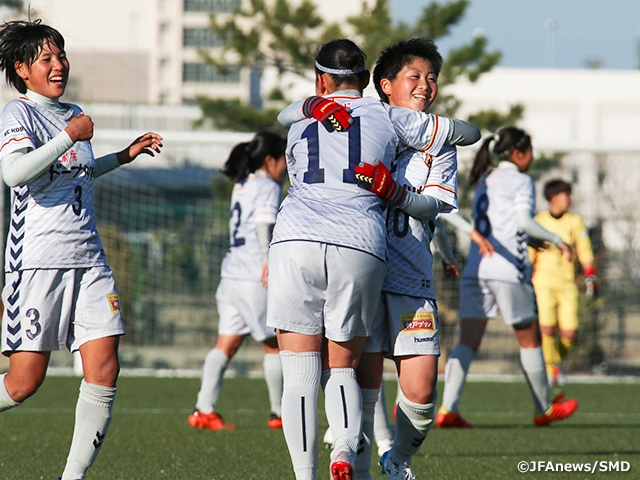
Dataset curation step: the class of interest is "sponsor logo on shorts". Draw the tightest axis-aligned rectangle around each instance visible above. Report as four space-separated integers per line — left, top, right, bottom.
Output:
414 336 435 343
107 294 121 312
400 311 436 333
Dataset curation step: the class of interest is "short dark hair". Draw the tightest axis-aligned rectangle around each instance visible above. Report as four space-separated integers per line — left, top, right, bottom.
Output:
315 39 368 90
0 20 66 94
543 179 572 201
373 37 443 104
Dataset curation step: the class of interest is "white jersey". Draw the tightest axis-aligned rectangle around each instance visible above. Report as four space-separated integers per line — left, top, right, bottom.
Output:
220 170 281 281
0 98 105 271
462 162 535 283
272 93 450 261
383 145 458 298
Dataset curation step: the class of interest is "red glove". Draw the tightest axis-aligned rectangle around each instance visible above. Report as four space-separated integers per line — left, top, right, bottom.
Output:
584 265 597 297
354 159 406 206
302 96 353 132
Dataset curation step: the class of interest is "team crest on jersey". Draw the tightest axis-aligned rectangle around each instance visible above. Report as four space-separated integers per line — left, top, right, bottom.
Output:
400 312 436 333
107 294 121 312
424 154 433 169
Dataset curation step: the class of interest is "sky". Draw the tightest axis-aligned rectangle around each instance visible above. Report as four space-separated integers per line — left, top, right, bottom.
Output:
391 0 640 70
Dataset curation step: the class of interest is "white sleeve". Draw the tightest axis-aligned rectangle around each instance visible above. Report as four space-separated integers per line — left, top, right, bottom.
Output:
447 119 481 146
255 221 274 263
94 153 121 178
1 130 73 187
386 106 451 155
397 193 443 221
515 207 563 245
440 212 473 235
277 100 305 127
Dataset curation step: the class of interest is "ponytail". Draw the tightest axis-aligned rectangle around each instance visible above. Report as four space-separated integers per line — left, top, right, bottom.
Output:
222 130 286 182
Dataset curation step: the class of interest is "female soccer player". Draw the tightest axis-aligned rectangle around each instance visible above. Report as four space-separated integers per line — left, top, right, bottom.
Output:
270 38 467 480
188 130 287 431
0 20 162 480
436 126 579 429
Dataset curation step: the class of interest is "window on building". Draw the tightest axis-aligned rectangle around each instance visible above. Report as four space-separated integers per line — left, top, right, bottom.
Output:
184 0 240 12
183 28 224 48
183 63 240 83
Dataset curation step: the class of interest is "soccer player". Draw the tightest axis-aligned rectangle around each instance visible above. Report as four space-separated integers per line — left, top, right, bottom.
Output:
188 130 287 431
270 38 474 480
0 20 162 480
353 38 480 480
436 126 579 430
529 179 596 386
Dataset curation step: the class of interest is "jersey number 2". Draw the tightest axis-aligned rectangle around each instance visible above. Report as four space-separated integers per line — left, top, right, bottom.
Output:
301 118 361 184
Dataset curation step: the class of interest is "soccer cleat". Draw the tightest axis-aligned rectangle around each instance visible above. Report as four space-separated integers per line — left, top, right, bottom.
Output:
379 450 415 480
377 436 394 458
534 392 578 426
267 413 282 429
330 448 354 480
435 408 474 428
188 409 236 430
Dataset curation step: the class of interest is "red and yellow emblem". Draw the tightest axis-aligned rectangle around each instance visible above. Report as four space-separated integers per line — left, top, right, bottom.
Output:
424 153 433 169
107 294 121 313
400 312 436 333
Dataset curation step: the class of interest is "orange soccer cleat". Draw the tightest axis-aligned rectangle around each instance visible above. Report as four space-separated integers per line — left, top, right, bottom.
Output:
188 409 236 430
267 413 283 429
534 393 578 426
435 408 474 428
330 449 354 480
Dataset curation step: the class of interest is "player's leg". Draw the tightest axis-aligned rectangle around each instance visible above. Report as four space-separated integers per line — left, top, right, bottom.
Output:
190 333 244 429
278 330 323 480
373 378 394 456
262 336 283 428
1 351 50 408
513 321 549 412
62 335 120 480
534 283 562 382
556 284 579 371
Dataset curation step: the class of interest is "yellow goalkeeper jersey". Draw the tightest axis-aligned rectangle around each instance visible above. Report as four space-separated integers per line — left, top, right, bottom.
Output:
529 211 594 287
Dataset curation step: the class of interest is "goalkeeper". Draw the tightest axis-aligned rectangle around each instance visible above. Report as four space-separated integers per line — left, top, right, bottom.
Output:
529 179 597 387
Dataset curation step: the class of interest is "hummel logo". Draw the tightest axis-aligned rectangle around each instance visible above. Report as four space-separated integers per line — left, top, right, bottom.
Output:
93 431 106 450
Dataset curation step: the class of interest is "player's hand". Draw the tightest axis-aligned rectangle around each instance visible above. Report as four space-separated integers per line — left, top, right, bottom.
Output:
354 159 406 206
116 132 163 165
442 260 460 280
584 265 597 297
557 242 574 263
65 113 94 142
261 264 269 289
528 238 549 250
470 229 494 257
302 96 353 132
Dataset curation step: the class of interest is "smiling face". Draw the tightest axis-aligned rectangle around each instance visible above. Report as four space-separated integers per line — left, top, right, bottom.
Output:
15 40 69 99
380 57 438 111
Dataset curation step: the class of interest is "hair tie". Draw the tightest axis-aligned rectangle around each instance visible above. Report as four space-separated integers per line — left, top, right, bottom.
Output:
315 61 365 75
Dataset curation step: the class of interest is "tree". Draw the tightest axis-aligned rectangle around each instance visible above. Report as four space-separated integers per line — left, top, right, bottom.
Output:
199 0 521 131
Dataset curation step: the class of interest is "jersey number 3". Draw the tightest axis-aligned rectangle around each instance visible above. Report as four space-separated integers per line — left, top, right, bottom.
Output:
301 118 361 184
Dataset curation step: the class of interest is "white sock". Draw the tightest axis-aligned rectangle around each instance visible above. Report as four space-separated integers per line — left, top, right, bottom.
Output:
322 368 362 458
195 348 229 413
263 352 283 416
390 388 436 467
61 380 116 480
280 350 321 480
354 388 378 480
441 344 474 412
520 346 549 413
0 374 20 412
373 382 394 451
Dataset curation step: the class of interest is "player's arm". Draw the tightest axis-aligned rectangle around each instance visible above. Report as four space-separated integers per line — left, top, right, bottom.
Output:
432 218 460 279
0 113 93 187
277 96 352 132
515 206 573 262
441 212 494 256
256 221 274 288
574 217 597 292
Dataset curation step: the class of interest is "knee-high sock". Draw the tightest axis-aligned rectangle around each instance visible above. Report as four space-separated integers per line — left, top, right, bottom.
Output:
280 351 321 480
390 388 436 467
322 367 362 459
263 352 283 416
61 380 116 480
195 348 229 413
0 374 20 412
520 346 549 413
541 334 561 373
441 344 474 412
373 381 394 449
559 336 575 360
354 388 379 480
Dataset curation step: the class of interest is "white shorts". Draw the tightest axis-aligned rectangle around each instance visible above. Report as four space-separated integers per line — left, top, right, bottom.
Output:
2 266 125 355
267 241 386 342
216 277 275 342
365 293 440 357
458 277 537 326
